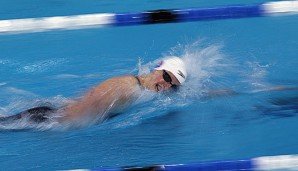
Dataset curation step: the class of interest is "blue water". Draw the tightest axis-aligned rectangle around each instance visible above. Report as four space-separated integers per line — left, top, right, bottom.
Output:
1 0 298 171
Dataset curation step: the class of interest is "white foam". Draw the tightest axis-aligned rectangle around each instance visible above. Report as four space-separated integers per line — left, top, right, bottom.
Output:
0 82 7 86
53 74 81 79
17 58 67 73
6 87 37 96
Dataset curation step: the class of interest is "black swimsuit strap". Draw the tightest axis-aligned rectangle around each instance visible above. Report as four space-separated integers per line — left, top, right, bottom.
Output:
135 76 141 86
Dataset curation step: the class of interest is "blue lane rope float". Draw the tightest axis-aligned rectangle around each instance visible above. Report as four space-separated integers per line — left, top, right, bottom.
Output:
61 154 298 171
0 1 298 34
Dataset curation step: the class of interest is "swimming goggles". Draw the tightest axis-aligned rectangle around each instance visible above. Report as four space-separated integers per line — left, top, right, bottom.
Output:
163 70 178 89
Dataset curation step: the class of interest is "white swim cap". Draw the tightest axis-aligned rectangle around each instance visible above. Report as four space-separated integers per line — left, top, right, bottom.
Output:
155 56 187 84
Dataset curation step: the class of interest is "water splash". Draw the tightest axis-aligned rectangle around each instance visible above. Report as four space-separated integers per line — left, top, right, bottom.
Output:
106 40 234 129
241 61 271 91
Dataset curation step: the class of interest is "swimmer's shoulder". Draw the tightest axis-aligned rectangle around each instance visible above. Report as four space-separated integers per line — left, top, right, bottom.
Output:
107 75 140 86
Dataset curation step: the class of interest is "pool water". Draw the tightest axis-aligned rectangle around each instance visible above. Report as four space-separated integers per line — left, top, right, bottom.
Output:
1 0 298 171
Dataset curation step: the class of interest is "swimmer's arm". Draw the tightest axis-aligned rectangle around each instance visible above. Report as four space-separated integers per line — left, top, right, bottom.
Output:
249 86 298 93
206 86 298 98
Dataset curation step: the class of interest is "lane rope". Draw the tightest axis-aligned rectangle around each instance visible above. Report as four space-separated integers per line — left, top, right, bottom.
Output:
61 154 298 171
0 1 298 34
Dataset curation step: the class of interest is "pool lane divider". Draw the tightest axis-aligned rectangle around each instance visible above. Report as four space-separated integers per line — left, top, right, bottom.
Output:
61 154 298 171
1 1 298 34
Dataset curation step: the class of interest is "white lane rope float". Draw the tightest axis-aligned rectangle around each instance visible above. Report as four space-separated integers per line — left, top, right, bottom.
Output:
0 1 298 34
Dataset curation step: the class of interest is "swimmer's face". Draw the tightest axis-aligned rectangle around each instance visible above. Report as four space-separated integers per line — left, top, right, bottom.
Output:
151 70 181 92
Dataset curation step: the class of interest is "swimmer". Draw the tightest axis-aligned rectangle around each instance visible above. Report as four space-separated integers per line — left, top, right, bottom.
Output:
0 57 187 126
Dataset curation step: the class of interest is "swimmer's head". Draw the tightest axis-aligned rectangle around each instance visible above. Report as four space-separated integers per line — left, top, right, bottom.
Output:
155 56 187 84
